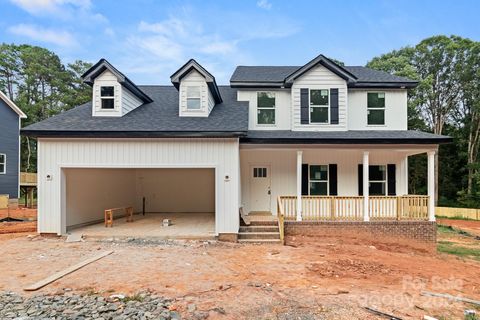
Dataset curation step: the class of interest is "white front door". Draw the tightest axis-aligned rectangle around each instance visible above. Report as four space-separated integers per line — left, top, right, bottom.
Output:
250 165 271 212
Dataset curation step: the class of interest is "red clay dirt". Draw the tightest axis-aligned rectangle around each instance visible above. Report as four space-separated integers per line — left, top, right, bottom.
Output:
0 207 37 234
1 231 479 319
437 218 480 237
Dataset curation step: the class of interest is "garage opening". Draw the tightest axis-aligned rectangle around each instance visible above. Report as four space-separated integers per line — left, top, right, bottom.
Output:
63 168 216 239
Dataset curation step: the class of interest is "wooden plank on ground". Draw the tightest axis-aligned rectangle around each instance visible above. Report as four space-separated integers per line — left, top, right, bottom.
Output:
24 250 113 291
421 291 480 306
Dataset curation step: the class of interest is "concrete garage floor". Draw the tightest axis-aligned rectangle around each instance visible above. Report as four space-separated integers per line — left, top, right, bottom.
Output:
69 212 216 240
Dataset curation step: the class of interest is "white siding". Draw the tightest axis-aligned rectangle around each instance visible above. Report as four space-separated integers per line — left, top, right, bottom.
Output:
37 138 239 235
207 89 215 114
179 70 214 117
237 89 291 130
240 147 410 215
92 70 122 117
348 89 408 130
291 65 348 131
121 87 143 115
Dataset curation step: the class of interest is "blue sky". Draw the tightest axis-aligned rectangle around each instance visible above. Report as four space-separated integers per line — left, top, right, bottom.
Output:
1 0 479 84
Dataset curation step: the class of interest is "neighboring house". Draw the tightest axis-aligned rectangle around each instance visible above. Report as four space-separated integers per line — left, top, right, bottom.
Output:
22 54 451 241
0 91 27 200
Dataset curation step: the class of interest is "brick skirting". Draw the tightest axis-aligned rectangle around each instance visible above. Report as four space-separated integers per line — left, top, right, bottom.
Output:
285 221 437 244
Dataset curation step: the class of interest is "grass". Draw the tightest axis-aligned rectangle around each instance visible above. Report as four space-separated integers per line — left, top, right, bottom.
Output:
437 224 474 237
437 241 480 261
436 215 478 221
122 293 145 302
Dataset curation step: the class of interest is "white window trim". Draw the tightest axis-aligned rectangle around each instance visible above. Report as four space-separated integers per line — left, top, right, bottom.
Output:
0 153 6 174
100 86 115 110
309 89 330 124
186 86 202 110
308 164 329 196
367 92 386 126
256 91 276 126
369 164 387 196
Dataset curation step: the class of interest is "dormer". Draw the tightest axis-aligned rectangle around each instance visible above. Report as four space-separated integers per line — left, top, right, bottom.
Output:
82 59 153 117
170 59 222 117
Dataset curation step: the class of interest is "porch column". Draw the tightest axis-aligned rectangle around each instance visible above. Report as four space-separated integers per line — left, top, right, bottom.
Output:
296 151 303 221
428 150 436 221
363 151 369 222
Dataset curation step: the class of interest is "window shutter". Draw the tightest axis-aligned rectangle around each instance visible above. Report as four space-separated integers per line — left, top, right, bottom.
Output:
328 164 338 196
330 88 339 124
300 88 309 124
301 164 309 195
387 164 396 196
358 164 363 196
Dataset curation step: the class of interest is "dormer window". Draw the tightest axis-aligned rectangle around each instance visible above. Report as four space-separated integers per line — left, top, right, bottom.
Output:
310 89 329 123
187 86 201 110
101 86 115 109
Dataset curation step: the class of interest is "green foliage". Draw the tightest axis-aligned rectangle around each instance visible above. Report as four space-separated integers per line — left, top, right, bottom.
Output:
0 43 92 172
437 241 480 261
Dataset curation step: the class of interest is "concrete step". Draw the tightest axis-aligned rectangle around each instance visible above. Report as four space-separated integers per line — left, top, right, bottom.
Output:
238 238 282 244
248 220 278 226
239 226 279 233
238 232 280 240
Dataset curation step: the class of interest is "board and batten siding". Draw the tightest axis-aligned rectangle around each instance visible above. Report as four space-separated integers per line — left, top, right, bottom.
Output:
237 89 291 130
348 89 408 130
37 138 240 235
240 148 409 215
0 99 20 198
291 65 348 131
179 70 212 117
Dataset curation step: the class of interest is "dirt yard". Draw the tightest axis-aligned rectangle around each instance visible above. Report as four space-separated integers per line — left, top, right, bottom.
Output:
0 207 37 234
1 231 479 320
438 218 480 237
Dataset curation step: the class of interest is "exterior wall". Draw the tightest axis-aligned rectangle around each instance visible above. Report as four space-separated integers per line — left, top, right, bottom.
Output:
0 100 20 198
92 70 122 117
348 89 408 130
122 86 143 115
237 89 291 130
65 168 136 228
179 70 212 117
285 221 437 244
291 65 348 131
37 138 239 235
240 147 409 215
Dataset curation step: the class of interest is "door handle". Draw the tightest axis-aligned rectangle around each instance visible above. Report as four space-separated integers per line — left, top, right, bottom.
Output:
267 190 271 195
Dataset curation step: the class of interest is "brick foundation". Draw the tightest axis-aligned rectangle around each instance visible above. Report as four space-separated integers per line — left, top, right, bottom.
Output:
218 233 238 242
285 221 437 244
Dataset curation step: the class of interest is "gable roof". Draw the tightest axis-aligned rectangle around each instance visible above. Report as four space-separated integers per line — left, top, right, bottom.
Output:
21 86 247 138
170 59 222 103
0 91 27 118
82 59 153 103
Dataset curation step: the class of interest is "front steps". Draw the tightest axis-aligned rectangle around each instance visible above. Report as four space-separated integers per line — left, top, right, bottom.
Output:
238 221 281 244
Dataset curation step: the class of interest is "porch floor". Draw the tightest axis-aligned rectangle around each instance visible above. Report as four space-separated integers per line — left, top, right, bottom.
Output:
245 211 278 223
69 212 216 240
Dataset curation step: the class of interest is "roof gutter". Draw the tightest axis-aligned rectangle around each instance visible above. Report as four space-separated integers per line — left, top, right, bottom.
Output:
240 137 453 145
21 130 248 139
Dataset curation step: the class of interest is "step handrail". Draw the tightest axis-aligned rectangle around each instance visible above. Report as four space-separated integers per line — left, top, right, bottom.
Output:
277 196 285 245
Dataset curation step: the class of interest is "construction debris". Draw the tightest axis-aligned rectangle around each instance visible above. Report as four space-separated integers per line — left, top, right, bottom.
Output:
364 307 403 320
65 233 83 243
421 291 480 306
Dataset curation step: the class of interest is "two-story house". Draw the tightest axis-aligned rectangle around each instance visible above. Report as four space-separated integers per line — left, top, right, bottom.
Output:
22 54 450 243
0 91 27 202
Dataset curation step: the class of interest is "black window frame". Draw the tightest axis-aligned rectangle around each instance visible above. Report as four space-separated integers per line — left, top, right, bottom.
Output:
100 86 115 110
367 92 385 125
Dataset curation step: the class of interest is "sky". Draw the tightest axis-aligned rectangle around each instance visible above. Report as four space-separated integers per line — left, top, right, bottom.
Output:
1 0 479 84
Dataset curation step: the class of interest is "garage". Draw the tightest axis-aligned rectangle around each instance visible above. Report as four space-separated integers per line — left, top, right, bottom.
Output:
64 167 216 239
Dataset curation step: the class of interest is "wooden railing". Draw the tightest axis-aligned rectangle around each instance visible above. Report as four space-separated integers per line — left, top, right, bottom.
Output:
276 196 285 244
20 172 37 186
278 195 429 221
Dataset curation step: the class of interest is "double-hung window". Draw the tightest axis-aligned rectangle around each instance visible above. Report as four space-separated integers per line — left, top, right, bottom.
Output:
0 154 5 174
187 86 201 110
309 165 328 195
100 86 115 109
257 92 275 125
369 165 386 195
367 92 385 125
310 89 329 123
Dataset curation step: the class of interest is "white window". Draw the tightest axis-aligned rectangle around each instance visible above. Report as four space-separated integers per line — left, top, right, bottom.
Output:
369 165 386 195
100 86 115 109
257 92 275 125
253 167 267 178
309 165 328 195
310 89 329 123
367 92 385 125
0 154 5 174
187 86 201 110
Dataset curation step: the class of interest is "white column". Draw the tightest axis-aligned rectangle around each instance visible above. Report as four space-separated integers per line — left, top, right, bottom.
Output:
428 151 436 221
296 151 303 221
363 151 370 222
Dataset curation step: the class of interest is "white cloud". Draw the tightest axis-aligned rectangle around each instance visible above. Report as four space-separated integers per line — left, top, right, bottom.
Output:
10 0 91 15
8 24 77 47
256 0 272 10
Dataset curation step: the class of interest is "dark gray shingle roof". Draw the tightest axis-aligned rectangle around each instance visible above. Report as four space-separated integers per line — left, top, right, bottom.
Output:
22 86 248 137
230 66 417 86
242 130 451 144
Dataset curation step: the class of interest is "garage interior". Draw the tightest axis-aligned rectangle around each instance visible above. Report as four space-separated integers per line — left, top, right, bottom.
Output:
64 168 216 239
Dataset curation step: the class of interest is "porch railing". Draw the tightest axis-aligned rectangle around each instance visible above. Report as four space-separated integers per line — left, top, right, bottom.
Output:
279 195 429 221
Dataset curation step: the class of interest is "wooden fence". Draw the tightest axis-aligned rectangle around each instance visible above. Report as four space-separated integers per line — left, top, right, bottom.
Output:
0 195 8 209
436 207 480 220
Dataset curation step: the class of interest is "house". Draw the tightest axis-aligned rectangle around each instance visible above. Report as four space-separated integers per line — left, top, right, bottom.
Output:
0 91 27 202
22 54 451 242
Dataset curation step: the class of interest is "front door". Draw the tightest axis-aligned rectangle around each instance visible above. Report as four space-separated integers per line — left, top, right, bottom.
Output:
250 165 271 212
